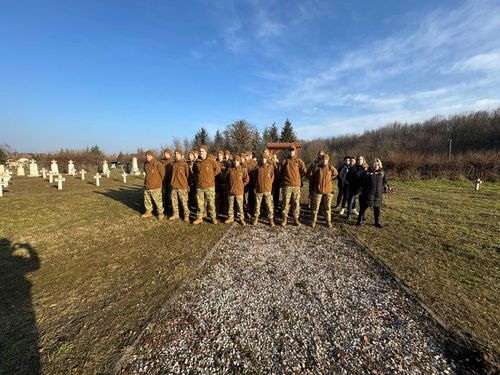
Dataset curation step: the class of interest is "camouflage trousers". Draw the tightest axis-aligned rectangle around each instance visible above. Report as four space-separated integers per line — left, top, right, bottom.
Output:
196 187 216 220
282 186 301 219
144 188 164 214
171 188 190 219
227 194 244 219
255 192 274 219
311 192 333 223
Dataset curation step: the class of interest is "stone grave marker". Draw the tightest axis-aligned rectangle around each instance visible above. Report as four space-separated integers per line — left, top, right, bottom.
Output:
50 160 59 175
131 157 140 175
102 160 110 174
49 172 54 183
0 164 4 175
17 164 25 176
80 169 86 181
94 173 101 187
122 171 127 183
28 159 39 177
41 168 47 179
68 160 76 176
55 175 65 190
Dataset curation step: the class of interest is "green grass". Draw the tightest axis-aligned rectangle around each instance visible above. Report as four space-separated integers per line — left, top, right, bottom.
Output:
1 175 498 373
342 179 500 367
0 172 227 374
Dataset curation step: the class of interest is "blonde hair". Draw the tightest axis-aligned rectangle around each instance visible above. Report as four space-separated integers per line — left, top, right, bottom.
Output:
371 158 383 169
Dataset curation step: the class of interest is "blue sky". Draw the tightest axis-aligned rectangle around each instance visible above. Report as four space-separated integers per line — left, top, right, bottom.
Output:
1 0 499 153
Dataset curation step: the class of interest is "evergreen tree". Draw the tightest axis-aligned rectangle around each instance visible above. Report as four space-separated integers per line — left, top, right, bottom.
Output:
269 122 280 142
280 119 297 142
213 130 225 151
0 147 7 164
193 127 210 150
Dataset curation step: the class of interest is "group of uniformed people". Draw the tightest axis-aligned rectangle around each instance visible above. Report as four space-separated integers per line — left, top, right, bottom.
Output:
141 145 387 228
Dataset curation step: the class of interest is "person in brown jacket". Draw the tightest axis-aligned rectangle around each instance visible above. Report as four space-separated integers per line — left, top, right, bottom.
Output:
187 150 198 210
142 150 166 220
225 155 249 225
307 150 326 208
280 145 307 226
169 149 191 222
253 152 275 227
161 148 174 216
309 154 338 228
192 145 221 225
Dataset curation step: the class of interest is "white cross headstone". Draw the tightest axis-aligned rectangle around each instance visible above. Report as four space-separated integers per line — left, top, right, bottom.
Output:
102 160 110 174
50 160 59 174
3 171 11 186
41 168 47 179
17 165 25 176
68 160 76 176
131 157 140 175
55 174 65 190
94 173 101 186
49 172 54 183
105 170 110 178
122 171 127 183
28 159 39 177
80 169 86 181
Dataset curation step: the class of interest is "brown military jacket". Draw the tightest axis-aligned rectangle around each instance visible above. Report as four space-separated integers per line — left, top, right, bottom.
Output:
193 156 221 189
309 165 338 194
170 160 190 190
254 162 274 193
280 156 307 188
144 159 165 190
227 166 249 196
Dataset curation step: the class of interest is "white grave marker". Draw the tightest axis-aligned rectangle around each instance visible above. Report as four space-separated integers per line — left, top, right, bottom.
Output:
55 175 65 190
80 169 86 181
0 164 4 175
28 159 39 177
94 173 101 186
122 171 127 183
68 160 76 176
49 172 54 183
102 160 110 174
50 160 59 174
0 177 7 197
17 165 25 176
105 170 110 178
41 168 47 179
131 157 140 175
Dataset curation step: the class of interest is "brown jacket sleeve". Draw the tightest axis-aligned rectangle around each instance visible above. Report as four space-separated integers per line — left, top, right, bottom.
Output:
213 159 221 176
299 159 307 177
242 168 249 186
157 162 165 181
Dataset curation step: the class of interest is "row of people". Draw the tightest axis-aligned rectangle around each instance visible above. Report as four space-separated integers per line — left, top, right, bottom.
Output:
141 145 387 228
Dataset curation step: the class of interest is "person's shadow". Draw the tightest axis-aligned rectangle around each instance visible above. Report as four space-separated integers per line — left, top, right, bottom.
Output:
0 238 41 375
96 187 144 214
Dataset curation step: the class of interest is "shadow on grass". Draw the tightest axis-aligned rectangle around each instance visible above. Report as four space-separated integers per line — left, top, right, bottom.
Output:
0 238 41 375
96 187 144 214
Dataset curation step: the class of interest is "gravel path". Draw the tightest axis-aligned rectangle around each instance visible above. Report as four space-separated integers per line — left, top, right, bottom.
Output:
118 224 456 374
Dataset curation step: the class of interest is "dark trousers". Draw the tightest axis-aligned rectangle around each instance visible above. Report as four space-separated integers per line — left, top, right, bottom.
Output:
336 182 349 208
357 204 381 224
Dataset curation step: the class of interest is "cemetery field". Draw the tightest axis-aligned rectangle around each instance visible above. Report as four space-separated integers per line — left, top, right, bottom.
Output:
341 179 500 369
0 172 228 375
0 175 499 373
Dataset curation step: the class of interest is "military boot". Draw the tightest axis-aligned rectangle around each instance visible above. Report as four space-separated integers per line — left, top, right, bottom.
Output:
269 218 275 227
212 217 218 225
281 217 287 227
239 218 246 226
141 211 153 218
310 220 316 228
252 216 259 226
183 215 190 223
168 215 179 221
193 217 203 225
326 221 333 228
294 217 301 226
158 214 165 221
225 217 234 224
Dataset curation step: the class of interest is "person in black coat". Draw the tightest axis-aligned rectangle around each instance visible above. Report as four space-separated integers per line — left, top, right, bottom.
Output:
335 156 351 211
345 155 368 221
357 158 388 227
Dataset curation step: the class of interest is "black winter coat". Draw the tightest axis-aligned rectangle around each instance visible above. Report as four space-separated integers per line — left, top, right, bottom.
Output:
360 168 387 207
346 164 366 195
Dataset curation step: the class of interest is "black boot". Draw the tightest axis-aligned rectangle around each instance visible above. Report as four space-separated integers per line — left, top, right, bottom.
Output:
374 207 383 228
356 216 363 226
